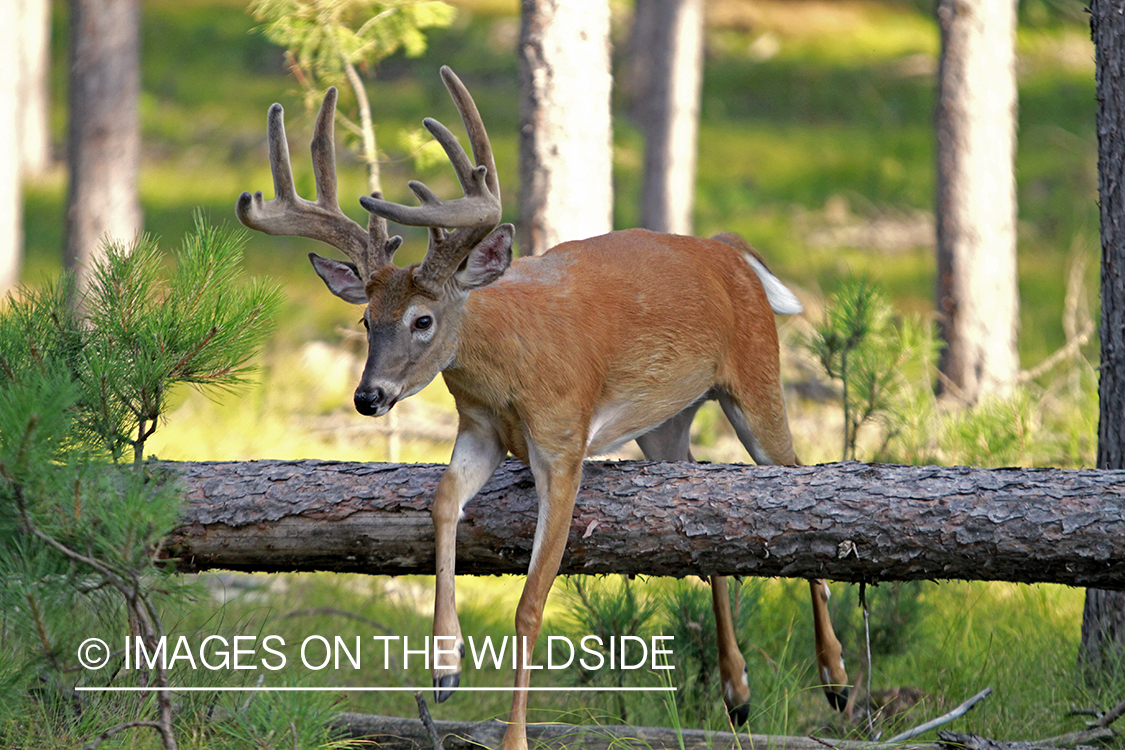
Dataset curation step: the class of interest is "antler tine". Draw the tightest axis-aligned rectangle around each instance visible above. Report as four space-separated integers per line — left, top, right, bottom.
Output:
440 65 499 199
237 88 397 279
368 194 403 265
310 89 341 211
362 119 495 228
358 67 501 291
359 67 500 230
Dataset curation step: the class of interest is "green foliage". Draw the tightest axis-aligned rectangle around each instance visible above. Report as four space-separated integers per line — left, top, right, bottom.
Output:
3 215 282 464
832 581 930 659
559 576 661 723
801 279 938 460
796 275 1095 470
202 689 350 750
251 0 455 86
0 219 286 749
249 0 456 186
1019 0 1088 27
937 391 1036 468
553 577 786 730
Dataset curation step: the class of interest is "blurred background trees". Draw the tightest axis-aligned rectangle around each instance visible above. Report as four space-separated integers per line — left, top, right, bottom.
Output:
65 0 143 294
934 0 1019 405
18 0 50 179
0 0 19 294
250 0 456 194
1 0 51 294
626 0 704 237
517 0 613 255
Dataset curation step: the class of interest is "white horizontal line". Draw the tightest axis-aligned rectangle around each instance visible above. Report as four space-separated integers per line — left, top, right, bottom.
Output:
75 686 674 693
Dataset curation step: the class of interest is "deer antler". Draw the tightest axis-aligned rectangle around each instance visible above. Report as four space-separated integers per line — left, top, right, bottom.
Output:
360 67 502 291
236 87 401 280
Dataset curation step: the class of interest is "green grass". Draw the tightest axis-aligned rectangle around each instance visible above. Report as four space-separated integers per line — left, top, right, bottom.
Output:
154 573 1095 740
10 0 1112 745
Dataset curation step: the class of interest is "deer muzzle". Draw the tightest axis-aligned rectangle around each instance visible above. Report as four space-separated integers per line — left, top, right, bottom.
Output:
354 386 396 417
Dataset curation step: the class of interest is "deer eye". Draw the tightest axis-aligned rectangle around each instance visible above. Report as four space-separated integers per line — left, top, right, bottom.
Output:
414 315 434 332
361 317 369 331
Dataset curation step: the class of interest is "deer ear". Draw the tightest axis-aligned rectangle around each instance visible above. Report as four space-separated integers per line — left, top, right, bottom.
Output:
309 253 368 304
453 224 513 292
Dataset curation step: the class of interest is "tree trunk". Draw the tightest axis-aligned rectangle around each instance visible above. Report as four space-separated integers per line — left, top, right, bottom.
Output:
18 0 51 177
163 459 1125 589
934 0 1019 404
65 0 142 291
628 0 704 236
1081 0 1125 686
0 0 21 293
517 0 613 256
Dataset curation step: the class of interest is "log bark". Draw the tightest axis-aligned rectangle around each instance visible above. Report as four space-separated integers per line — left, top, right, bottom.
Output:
163 459 1125 589
935 730 1117 750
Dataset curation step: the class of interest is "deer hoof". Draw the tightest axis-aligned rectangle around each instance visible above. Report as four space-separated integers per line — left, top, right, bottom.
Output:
434 672 461 703
825 685 849 712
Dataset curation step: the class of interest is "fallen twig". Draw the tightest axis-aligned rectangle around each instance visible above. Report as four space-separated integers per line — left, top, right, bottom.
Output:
1039 726 1117 746
886 687 993 743
860 583 877 740
1092 694 1125 728
415 692 444 750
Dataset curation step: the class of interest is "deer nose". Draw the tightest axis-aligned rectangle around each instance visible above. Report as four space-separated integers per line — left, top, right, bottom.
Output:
354 387 388 416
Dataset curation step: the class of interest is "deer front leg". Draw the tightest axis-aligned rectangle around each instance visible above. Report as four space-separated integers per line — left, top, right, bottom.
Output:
432 421 506 702
500 446 583 750
810 579 849 711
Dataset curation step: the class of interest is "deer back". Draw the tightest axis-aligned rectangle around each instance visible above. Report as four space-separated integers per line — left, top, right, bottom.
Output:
443 229 787 460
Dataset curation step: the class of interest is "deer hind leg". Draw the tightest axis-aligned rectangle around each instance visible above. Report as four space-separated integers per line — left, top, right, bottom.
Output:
811 579 849 710
432 421 507 702
500 444 584 750
636 404 752 725
715 388 849 711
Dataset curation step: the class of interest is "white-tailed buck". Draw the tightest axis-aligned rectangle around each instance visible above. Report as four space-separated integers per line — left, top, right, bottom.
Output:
237 67 847 747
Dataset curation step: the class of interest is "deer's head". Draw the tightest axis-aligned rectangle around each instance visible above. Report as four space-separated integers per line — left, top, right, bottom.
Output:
237 67 513 416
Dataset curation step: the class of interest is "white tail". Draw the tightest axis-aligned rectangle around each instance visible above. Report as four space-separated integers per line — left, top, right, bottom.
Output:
238 67 848 748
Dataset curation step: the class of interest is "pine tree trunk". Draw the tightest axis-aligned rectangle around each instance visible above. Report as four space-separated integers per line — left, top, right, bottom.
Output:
165 459 1125 588
629 0 703 236
0 0 21 293
934 0 1019 404
517 0 613 256
1081 0 1125 686
65 0 142 290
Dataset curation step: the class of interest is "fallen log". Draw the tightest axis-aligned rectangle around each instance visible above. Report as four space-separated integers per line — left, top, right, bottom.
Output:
936 729 1117 750
329 713 1119 750
332 712 938 750
163 459 1125 589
